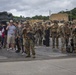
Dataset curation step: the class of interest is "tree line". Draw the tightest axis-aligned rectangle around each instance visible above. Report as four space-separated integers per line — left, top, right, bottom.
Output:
0 8 76 21
59 8 76 21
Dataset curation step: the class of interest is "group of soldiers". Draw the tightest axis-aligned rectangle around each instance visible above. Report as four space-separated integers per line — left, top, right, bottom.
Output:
0 20 76 58
25 20 76 53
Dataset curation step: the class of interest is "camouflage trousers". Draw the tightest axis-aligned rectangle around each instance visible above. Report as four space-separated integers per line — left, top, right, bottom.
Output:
35 33 42 46
24 38 35 56
61 36 65 51
73 36 76 49
52 35 59 48
65 36 69 48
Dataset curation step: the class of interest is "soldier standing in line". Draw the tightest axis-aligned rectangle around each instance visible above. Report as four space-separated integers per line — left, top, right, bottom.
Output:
22 26 27 54
34 23 39 46
50 21 59 49
64 23 71 50
72 25 76 52
59 24 65 52
37 23 43 46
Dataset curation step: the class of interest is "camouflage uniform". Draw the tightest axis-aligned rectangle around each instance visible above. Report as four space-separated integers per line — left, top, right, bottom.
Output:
64 24 71 49
22 28 28 54
59 25 65 52
26 27 35 57
72 27 76 51
35 28 43 46
51 22 59 48
34 25 39 45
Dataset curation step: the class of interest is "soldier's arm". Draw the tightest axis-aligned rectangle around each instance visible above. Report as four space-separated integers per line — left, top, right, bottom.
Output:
58 26 61 36
69 27 72 37
62 26 66 37
50 25 53 37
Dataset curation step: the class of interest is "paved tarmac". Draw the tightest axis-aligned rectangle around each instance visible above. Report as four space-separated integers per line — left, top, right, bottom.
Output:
0 45 76 62
0 58 76 75
0 38 76 75
0 38 76 62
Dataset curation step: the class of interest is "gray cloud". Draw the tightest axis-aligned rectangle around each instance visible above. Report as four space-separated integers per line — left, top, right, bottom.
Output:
0 0 75 17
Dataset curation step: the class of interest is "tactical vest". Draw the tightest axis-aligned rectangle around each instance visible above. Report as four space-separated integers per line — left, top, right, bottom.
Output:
51 25 58 33
73 28 76 36
64 26 70 35
60 26 64 36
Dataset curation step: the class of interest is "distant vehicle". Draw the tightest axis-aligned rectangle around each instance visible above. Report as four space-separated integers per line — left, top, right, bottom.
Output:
0 20 7 25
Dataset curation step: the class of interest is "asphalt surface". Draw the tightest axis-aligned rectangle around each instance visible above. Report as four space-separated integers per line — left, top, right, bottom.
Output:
0 42 76 75
0 45 76 62
0 58 76 75
0 38 76 62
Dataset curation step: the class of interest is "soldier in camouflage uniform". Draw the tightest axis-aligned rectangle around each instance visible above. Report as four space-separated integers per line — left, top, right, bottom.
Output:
64 23 71 50
59 24 65 52
22 26 28 54
34 23 39 45
22 22 35 58
26 26 35 58
72 25 76 51
37 24 43 46
34 22 42 46
50 21 59 49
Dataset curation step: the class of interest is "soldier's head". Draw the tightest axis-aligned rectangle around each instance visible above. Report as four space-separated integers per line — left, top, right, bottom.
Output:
54 21 58 25
23 28 27 35
25 22 30 28
64 22 68 26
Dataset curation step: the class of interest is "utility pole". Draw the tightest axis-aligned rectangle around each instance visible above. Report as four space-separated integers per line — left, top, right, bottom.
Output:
49 10 51 20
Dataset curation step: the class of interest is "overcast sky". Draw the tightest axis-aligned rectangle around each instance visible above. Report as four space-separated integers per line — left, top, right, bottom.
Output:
0 0 76 17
